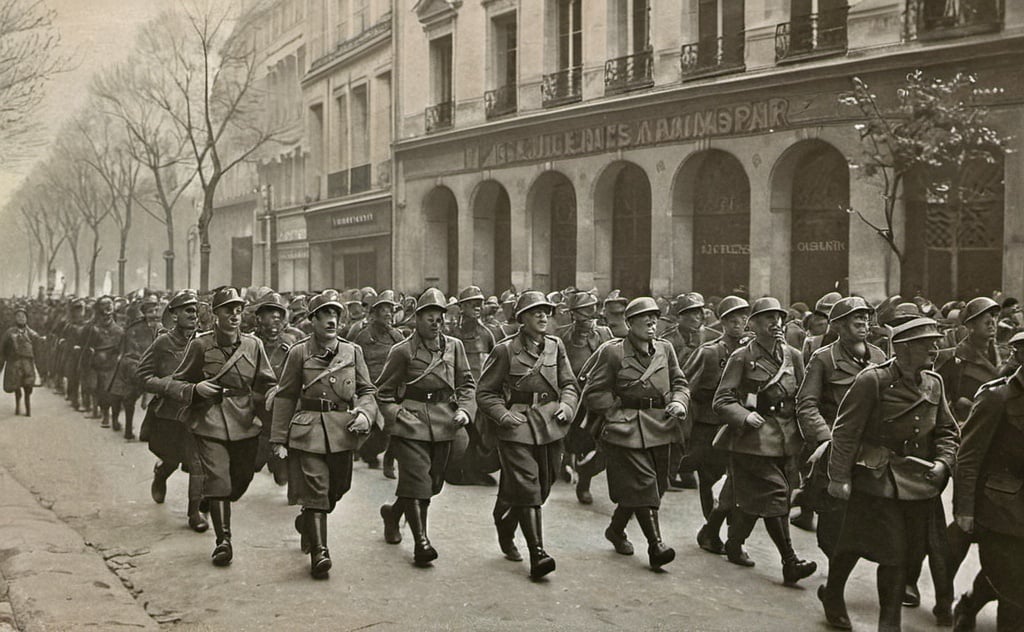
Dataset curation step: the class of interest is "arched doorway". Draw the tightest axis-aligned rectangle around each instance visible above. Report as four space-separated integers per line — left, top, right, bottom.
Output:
774 140 850 304
903 155 1005 300
682 150 751 298
423 186 459 293
527 171 577 290
470 180 512 293
594 162 651 296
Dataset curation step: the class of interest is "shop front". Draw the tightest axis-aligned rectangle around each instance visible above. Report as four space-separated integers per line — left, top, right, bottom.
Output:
306 195 392 291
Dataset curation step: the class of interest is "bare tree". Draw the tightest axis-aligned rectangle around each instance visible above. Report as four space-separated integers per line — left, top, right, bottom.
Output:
93 62 196 290
136 0 287 291
0 0 69 165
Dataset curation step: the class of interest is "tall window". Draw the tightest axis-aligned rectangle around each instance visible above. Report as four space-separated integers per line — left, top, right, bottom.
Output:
558 0 582 70
335 94 348 171
495 15 517 88
631 0 650 53
351 85 369 167
336 0 348 42
696 0 745 65
430 35 453 105
353 0 369 33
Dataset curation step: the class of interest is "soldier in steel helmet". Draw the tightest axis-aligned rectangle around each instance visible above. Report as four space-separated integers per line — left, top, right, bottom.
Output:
252 292 298 486
802 291 842 364
108 294 161 440
712 297 817 586
822 317 959 632
270 289 378 579
477 290 580 580
601 290 630 338
685 295 750 555
81 296 125 430
583 296 688 571
165 287 278 567
375 288 477 568
1 305 42 416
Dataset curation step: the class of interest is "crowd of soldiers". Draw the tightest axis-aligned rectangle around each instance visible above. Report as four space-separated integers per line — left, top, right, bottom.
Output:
1 284 1022 631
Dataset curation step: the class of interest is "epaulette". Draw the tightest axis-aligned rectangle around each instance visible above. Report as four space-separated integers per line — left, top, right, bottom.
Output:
195 330 213 338
975 375 1009 397
871 357 897 369
294 335 312 344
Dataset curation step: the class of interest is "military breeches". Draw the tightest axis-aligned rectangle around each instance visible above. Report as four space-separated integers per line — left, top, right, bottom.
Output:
287 449 353 512
193 435 259 502
603 442 671 508
728 453 791 518
834 491 932 567
391 437 451 499
496 440 561 507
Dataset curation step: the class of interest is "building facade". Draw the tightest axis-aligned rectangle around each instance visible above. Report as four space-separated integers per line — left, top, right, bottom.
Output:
392 0 1023 304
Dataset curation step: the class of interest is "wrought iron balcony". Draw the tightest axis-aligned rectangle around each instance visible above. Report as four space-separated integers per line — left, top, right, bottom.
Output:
541 66 582 107
484 84 517 119
775 7 849 63
680 35 745 80
904 0 1003 41
425 100 453 133
604 49 654 94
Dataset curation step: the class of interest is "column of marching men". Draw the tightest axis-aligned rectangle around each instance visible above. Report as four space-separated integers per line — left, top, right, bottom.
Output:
3 286 1024 632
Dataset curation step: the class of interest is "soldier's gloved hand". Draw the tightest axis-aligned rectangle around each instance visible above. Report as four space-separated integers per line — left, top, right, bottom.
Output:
827 480 851 500
744 412 765 429
348 411 371 435
925 460 948 485
452 409 471 427
500 411 526 428
553 403 573 424
954 514 975 534
195 380 222 399
665 401 686 419
271 443 288 460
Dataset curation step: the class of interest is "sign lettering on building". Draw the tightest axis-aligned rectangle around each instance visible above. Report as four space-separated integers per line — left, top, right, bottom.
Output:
332 212 375 227
795 240 846 252
699 243 751 255
480 98 790 168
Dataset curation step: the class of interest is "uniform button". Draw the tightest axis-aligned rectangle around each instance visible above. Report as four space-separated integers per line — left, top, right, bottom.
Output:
914 416 920 421
913 428 919 434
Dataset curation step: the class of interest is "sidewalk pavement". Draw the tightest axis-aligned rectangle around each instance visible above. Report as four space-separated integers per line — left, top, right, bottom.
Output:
0 465 157 632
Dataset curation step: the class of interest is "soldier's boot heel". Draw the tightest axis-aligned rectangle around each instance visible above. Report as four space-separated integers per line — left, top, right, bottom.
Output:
725 510 758 567
296 511 311 553
23 391 30 417
110 408 121 432
952 592 979 632
493 500 522 561
636 508 675 569
209 500 233 567
604 505 634 556
308 511 331 579
519 506 555 580
14 392 21 416
406 499 436 566
877 565 905 632
187 499 208 533
380 500 403 545
765 515 816 585
575 473 594 505
818 585 852 630
150 462 171 504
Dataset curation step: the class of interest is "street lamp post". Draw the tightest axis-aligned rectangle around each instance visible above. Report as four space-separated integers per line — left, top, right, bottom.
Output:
261 183 279 289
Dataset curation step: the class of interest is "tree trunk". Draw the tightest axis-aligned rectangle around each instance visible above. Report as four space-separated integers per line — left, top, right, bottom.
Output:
165 214 175 290
71 248 80 297
88 227 101 297
118 230 128 296
199 191 214 293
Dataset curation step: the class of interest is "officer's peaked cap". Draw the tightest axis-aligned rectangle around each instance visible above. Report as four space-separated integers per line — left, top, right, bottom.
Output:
168 289 199 311
211 287 245 311
603 289 629 305
308 290 344 316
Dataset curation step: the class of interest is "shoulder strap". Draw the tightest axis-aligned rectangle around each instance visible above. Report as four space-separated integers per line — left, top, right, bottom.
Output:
302 343 354 391
406 338 448 386
208 341 249 384
628 343 668 387
761 345 794 391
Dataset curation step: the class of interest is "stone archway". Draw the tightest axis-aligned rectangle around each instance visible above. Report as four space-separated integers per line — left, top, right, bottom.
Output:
469 180 512 293
423 186 459 293
526 171 577 290
594 161 652 296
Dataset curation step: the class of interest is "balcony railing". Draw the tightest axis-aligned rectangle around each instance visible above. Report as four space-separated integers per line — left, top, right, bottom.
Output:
327 170 349 198
484 84 517 119
680 34 745 80
904 0 1003 41
541 66 582 107
775 7 849 63
350 163 371 194
425 100 454 133
604 49 654 94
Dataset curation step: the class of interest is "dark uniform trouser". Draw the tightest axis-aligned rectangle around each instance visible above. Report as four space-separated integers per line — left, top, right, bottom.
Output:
390 436 451 499
496 440 561 507
287 449 353 512
603 442 671 508
149 413 206 502
978 528 1024 631
193 435 260 501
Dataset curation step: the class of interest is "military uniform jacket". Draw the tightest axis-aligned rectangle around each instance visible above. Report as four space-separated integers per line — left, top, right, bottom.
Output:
933 339 1002 418
559 324 614 377
582 335 689 449
109 319 156 398
137 328 194 420
259 332 298 378
829 360 959 500
657 322 717 367
682 335 742 426
797 340 886 444
447 318 495 379
83 319 124 371
478 332 581 446
954 371 1024 537
61 321 88 375
167 331 278 441
351 323 406 382
375 333 477 442
270 337 379 454
713 340 805 457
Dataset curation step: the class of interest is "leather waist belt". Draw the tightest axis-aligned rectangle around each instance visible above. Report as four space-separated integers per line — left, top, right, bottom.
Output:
298 397 348 413
220 388 251 398
508 390 554 406
619 395 665 410
403 386 452 404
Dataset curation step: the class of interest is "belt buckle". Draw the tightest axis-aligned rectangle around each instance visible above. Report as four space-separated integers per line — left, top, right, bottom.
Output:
426 391 440 403
320 400 334 413
641 397 653 409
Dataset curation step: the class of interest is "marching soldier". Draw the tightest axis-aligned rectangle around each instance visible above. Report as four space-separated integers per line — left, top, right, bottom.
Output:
802 291 842 363
376 288 476 567
601 290 630 338
108 296 160 440
795 297 886 558
1 306 42 416
481 295 502 339
252 292 297 485
166 287 278 567
62 299 88 412
685 296 750 554
477 290 579 579
822 317 959 632
344 288 375 340
288 296 312 337
712 297 816 585
559 290 614 504
582 296 687 570
952 331 1024 630
934 296 1003 422
138 290 208 532
495 289 520 340
270 290 379 579
82 297 124 429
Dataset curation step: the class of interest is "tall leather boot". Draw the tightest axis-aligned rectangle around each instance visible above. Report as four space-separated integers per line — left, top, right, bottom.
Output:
380 498 404 544
605 505 634 555
150 461 174 504
23 388 30 417
518 506 555 580
122 402 136 440
493 499 522 561
308 511 331 578
697 503 729 555
108 406 120 432
635 508 675 569
878 564 905 632
575 471 594 504
295 511 310 553
819 551 858 630
764 515 817 585
14 391 21 416
725 509 758 567
209 500 233 567
187 498 208 533
405 499 437 566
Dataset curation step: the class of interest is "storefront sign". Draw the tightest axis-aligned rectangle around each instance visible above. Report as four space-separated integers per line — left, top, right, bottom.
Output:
480 98 789 168
331 212 375 227
795 240 846 252
276 214 307 243
699 243 751 255
306 200 391 243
